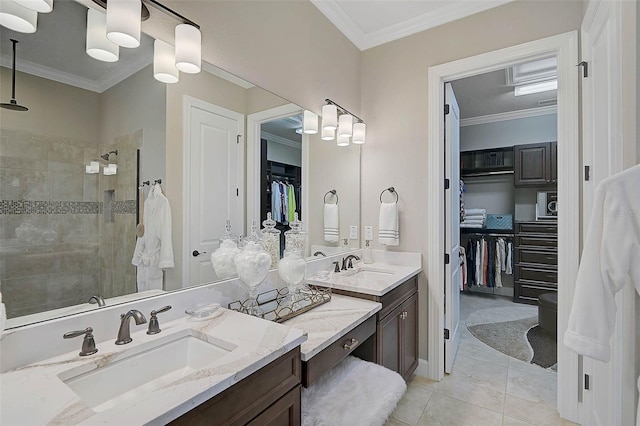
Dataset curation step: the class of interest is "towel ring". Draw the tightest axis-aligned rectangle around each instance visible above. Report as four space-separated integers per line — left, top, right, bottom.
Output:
324 189 338 204
380 187 399 203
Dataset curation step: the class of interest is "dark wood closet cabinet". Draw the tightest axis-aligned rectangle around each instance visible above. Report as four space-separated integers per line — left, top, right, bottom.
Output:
514 142 557 186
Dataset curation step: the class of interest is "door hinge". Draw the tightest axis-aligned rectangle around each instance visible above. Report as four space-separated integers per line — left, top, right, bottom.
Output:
577 61 589 78
584 373 590 390
237 135 241 144
444 104 450 115
584 165 590 181
444 329 450 340
444 253 450 265
444 178 450 189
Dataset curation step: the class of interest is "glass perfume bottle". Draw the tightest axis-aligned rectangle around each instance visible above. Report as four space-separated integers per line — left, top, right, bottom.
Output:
363 240 374 264
277 248 306 306
261 213 281 269
211 220 240 280
284 213 307 255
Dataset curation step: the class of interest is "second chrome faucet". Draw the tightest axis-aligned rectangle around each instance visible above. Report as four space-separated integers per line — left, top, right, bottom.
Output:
115 310 147 345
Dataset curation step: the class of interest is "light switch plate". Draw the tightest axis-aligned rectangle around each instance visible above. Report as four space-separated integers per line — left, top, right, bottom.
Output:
349 225 358 240
364 226 373 240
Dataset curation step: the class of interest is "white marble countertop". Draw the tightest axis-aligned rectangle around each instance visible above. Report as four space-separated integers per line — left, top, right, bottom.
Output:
0 309 306 425
307 262 422 296
283 294 381 361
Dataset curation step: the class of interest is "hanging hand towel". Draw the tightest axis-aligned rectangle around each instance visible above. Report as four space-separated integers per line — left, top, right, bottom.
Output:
323 203 339 243
379 202 399 246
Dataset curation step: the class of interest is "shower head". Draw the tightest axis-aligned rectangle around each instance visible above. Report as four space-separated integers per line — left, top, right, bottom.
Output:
1 39 28 112
100 150 118 161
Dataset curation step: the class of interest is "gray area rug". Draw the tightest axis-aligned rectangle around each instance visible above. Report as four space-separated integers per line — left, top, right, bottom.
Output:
467 316 537 363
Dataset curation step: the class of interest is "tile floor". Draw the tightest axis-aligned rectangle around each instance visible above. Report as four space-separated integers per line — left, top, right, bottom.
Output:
387 293 576 426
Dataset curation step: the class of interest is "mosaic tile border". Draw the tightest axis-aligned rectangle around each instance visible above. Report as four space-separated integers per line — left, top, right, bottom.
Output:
0 200 136 215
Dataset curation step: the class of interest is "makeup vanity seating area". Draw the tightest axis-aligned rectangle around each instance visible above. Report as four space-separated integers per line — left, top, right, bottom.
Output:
0 251 420 425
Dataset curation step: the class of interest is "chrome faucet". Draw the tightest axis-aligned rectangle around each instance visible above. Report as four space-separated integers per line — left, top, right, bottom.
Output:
88 295 106 307
342 255 360 270
115 310 147 345
313 251 327 257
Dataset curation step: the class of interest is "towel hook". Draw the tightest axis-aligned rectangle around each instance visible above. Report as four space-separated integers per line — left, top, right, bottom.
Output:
380 187 399 203
324 189 338 204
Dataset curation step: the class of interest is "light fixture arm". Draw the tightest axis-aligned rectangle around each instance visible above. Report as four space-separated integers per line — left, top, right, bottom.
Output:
91 0 199 29
324 98 363 123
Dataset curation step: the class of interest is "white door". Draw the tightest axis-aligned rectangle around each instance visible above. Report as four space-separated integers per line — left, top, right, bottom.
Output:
185 98 244 286
580 1 632 425
444 83 462 373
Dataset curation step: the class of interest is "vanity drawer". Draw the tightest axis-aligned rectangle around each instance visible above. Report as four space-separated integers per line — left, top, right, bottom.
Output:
302 314 376 388
515 249 557 266
515 265 557 284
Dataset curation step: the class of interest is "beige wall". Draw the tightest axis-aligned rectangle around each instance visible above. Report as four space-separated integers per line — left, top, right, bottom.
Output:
360 0 584 358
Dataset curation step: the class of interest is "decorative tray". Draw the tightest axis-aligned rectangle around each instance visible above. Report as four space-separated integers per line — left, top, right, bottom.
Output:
228 284 331 323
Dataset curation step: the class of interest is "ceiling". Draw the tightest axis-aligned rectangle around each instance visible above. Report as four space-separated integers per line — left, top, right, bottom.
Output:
311 0 514 51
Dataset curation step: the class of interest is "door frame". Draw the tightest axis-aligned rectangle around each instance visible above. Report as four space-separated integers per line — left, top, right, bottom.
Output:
182 95 245 287
426 32 580 421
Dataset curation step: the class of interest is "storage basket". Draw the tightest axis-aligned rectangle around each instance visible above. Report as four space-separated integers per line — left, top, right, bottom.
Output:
486 214 512 230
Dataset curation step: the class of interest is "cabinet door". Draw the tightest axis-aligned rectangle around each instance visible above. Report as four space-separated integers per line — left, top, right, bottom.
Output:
247 385 300 426
514 143 550 186
379 307 401 374
550 142 557 184
400 293 419 380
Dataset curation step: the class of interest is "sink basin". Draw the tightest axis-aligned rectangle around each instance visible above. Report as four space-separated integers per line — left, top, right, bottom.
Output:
58 331 234 412
347 270 394 280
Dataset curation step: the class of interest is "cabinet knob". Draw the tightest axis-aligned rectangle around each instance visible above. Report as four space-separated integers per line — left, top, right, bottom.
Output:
401 311 408 320
343 338 358 350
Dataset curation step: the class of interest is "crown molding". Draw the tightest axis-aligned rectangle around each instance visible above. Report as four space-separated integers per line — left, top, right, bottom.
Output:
202 62 254 89
311 0 513 51
0 53 152 93
261 131 301 149
460 105 557 127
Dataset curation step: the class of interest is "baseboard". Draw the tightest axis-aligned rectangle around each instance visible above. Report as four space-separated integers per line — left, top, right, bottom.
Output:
413 358 432 379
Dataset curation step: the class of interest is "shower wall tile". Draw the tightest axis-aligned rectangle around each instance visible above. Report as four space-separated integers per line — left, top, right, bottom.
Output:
2 274 49 318
1 248 54 280
0 130 48 171
0 168 50 201
49 171 83 202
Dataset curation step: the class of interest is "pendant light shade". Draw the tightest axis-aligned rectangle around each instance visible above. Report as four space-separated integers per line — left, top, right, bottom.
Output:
153 39 179 83
338 114 353 138
352 122 366 144
337 135 350 147
106 0 141 48
12 0 52 13
0 1 37 33
321 127 334 141
86 9 119 63
175 23 201 74
103 164 117 175
303 110 318 134
322 104 337 130
85 161 99 174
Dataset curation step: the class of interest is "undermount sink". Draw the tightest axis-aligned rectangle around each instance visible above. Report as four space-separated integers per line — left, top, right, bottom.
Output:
347 270 394 280
58 330 235 412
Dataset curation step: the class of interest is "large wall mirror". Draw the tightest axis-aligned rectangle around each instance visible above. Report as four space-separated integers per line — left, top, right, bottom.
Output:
0 0 361 328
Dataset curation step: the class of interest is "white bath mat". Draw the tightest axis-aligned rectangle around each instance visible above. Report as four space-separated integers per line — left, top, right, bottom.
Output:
302 356 406 426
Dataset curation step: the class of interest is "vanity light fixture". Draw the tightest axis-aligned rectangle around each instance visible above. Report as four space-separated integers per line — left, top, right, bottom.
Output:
175 23 201 73
86 8 119 62
323 99 365 145
0 0 37 33
13 0 53 13
303 110 319 134
103 164 117 175
153 39 179 83
321 127 335 141
106 0 141 48
85 161 100 174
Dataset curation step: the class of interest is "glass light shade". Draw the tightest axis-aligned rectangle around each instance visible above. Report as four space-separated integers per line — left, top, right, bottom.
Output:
303 110 318 134
13 0 52 13
86 9 119 63
86 161 99 174
103 164 117 175
175 24 201 73
106 0 141 48
321 127 334 141
0 0 37 33
337 135 350 147
352 122 366 144
153 39 179 84
338 114 353 137
322 104 337 130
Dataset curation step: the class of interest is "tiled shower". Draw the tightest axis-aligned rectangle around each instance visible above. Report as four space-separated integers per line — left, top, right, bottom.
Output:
0 128 140 319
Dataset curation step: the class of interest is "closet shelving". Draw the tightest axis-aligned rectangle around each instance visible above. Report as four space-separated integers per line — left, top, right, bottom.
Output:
460 146 514 178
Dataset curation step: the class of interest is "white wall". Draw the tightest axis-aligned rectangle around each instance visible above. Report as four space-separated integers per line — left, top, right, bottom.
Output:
265 140 302 167
460 114 557 151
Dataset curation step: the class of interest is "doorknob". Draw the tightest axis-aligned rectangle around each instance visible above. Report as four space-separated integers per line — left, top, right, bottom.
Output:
192 250 207 257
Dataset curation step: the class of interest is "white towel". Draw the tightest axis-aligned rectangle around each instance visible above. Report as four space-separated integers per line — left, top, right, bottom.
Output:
461 218 484 224
379 202 399 246
323 203 339 243
465 208 487 215
464 214 486 220
460 223 483 229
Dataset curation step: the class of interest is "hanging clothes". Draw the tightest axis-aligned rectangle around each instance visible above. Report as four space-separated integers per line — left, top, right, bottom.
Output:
494 239 503 287
498 238 507 271
505 241 513 275
482 239 489 286
287 183 296 222
459 246 467 291
271 181 283 222
466 239 476 287
476 240 483 286
487 239 495 288
132 183 174 291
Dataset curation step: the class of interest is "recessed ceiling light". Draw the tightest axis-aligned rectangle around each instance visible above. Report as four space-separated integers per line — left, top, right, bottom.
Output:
514 79 557 96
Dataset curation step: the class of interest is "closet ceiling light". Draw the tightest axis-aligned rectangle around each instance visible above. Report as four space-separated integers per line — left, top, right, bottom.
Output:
338 113 353 138
13 0 53 13
352 122 366 144
0 0 37 33
303 110 318 134
321 127 334 141
321 104 337 131
175 23 201 74
514 79 557 96
106 0 141 48
86 8 119 62
337 134 350 147
153 39 179 83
